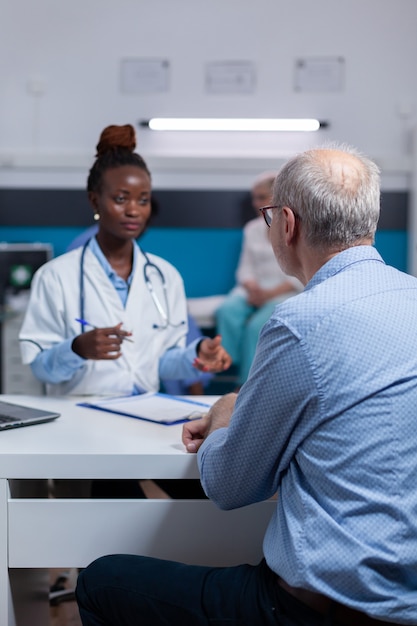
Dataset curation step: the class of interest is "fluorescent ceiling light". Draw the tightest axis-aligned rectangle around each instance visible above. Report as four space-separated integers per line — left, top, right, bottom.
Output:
140 118 328 132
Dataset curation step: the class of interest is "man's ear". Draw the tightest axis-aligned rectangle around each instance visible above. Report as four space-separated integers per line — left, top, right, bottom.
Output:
282 206 297 246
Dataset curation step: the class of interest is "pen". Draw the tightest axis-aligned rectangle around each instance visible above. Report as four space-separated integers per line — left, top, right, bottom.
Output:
75 318 134 343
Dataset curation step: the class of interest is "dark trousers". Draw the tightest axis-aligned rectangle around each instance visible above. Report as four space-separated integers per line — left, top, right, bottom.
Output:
75 555 338 626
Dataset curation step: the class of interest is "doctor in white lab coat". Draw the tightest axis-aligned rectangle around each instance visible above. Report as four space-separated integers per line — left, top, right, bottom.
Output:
19 123 231 398
20 244 196 396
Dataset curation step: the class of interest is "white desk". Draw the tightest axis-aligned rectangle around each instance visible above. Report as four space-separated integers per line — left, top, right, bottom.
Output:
0 395 275 626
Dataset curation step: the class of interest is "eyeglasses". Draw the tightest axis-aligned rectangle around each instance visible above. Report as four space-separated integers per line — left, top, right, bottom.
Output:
259 205 301 227
259 205 279 227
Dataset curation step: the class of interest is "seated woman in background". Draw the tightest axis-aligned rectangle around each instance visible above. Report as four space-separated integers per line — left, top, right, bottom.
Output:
215 172 302 388
19 122 231 498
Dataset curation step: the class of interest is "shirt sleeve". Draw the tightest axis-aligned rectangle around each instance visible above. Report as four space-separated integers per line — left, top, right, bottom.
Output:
197 317 319 510
30 338 86 383
158 337 209 381
160 314 213 390
20 261 72 365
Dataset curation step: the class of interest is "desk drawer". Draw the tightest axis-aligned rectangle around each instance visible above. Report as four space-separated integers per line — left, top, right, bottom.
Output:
8 498 274 568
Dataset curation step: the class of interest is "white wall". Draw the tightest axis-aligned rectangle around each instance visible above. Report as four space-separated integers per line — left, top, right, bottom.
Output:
1 0 416 190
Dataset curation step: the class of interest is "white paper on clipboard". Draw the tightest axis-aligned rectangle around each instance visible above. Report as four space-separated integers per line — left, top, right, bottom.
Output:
78 393 211 425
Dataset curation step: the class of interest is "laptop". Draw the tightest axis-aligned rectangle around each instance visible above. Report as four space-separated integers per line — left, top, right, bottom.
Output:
0 400 60 430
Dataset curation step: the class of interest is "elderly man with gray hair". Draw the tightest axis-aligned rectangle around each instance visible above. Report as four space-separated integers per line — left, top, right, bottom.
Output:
76 144 417 626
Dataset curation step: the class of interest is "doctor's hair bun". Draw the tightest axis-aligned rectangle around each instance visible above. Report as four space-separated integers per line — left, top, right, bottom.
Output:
87 123 151 193
96 124 136 157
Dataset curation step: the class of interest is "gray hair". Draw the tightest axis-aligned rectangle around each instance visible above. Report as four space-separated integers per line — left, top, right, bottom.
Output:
272 143 381 248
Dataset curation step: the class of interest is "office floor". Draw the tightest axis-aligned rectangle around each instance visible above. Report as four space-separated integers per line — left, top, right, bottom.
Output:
49 569 81 626
51 605 81 626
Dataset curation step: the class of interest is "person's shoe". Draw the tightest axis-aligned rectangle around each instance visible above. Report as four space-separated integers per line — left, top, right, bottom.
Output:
49 587 75 606
49 571 75 606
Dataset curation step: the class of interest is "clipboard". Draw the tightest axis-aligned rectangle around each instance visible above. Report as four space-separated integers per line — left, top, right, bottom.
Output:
78 392 211 425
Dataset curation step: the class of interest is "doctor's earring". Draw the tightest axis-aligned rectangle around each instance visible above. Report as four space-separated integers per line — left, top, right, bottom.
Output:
93 213 100 221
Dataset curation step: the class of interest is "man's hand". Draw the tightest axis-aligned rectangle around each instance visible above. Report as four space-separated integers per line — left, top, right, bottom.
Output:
193 335 232 372
182 414 211 453
182 393 237 453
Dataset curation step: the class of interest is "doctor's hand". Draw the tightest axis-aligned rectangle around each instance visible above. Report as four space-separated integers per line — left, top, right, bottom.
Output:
72 323 132 360
193 335 232 373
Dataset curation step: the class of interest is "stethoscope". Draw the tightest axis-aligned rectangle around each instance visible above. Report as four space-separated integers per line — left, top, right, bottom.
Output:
79 239 186 332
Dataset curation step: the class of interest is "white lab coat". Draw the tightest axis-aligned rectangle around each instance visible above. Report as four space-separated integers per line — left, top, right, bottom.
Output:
19 246 188 396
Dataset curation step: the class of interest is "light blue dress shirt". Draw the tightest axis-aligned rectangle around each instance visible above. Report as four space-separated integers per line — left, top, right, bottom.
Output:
30 237 203 390
198 246 417 624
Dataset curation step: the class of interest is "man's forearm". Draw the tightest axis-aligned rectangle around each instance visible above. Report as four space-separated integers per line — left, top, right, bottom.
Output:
206 393 237 435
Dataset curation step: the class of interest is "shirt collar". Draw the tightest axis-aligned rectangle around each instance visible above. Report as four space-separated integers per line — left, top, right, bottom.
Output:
88 235 138 285
305 245 385 292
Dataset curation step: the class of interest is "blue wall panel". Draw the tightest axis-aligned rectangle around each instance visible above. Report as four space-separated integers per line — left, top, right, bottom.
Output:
0 226 409 297
374 231 407 274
